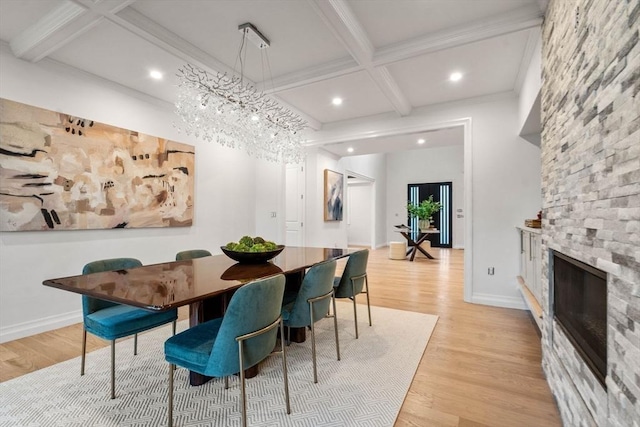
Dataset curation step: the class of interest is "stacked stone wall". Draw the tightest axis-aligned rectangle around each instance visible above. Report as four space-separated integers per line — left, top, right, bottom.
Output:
541 0 639 425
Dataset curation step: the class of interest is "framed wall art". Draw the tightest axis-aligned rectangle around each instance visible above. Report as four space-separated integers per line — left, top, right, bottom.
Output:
0 98 195 231
324 169 343 221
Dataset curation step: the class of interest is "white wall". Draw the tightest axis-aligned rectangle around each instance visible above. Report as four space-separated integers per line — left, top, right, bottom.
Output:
518 33 542 130
303 148 347 248
0 48 263 341
386 145 465 248
308 93 542 309
518 33 542 144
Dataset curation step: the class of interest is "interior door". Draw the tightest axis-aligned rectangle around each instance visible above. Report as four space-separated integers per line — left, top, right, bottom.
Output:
285 164 305 246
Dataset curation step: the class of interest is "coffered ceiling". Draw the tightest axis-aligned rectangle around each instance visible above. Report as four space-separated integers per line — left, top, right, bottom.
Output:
0 0 546 157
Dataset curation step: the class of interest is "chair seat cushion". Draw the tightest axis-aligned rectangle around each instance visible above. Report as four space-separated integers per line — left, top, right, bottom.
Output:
280 301 295 324
165 318 223 374
84 305 177 341
334 276 358 299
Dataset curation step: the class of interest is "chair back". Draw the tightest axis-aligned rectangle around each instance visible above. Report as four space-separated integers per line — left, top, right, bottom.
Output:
285 260 337 327
206 274 285 377
335 249 369 298
175 249 212 261
81 258 142 316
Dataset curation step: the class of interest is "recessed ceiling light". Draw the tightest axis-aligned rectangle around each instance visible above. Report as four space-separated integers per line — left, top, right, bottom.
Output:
149 70 163 80
449 72 463 82
417 138 426 144
332 97 343 106
347 147 354 153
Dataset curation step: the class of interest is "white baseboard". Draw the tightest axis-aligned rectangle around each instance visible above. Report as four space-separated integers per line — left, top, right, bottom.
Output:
470 293 527 310
0 310 83 343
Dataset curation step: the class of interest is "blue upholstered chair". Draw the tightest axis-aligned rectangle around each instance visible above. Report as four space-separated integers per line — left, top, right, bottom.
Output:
175 249 212 261
81 258 178 399
333 249 371 339
281 259 340 383
164 274 290 427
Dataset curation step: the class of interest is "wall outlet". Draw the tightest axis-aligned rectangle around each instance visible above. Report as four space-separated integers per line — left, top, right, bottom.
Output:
488 267 495 275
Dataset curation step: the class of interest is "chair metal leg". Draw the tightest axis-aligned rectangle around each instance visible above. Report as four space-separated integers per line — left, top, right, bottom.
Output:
309 301 318 383
172 320 177 336
238 340 247 427
280 319 291 414
110 340 116 399
168 364 174 427
364 275 372 327
224 376 229 390
134 333 138 356
332 291 341 361
81 328 87 376
352 294 359 339
235 316 290 423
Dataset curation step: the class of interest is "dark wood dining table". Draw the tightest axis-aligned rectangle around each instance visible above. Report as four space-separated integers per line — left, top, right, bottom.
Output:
42 246 353 385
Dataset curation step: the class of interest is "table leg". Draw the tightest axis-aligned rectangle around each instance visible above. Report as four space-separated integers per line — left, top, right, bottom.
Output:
415 245 435 259
409 247 418 261
284 270 307 343
410 233 437 260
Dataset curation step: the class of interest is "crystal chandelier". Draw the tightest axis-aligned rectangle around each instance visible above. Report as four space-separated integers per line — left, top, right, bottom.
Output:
174 23 307 163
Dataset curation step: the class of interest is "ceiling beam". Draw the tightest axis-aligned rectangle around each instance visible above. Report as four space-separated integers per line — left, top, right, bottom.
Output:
114 7 235 78
272 2 542 96
9 0 135 62
261 57 361 94
373 6 543 66
10 0 89 62
110 7 321 130
308 0 412 116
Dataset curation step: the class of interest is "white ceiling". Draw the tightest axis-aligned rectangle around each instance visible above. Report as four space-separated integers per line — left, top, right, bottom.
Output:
0 0 546 157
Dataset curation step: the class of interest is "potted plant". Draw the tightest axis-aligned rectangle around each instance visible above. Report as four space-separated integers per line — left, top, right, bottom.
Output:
407 196 442 230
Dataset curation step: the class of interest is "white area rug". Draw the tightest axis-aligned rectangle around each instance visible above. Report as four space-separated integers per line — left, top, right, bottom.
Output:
0 302 437 427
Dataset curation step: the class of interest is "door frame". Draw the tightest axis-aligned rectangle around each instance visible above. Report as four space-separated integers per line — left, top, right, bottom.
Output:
304 117 472 303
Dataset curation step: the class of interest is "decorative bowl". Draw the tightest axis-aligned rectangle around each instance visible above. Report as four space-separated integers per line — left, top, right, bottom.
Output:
220 245 285 264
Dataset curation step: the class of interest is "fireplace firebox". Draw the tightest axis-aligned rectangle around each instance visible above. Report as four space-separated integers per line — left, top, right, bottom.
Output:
552 251 607 387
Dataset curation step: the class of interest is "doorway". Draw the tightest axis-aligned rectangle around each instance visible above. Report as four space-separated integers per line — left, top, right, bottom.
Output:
407 181 453 248
347 172 375 249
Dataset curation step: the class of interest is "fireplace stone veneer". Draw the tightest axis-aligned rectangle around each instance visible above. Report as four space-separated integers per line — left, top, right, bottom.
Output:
541 0 639 426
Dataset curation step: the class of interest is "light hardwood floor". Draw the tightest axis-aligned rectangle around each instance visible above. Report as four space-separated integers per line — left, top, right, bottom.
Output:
0 247 561 426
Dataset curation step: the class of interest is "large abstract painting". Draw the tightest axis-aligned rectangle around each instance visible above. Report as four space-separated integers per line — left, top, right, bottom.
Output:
324 169 343 221
0 98 195 231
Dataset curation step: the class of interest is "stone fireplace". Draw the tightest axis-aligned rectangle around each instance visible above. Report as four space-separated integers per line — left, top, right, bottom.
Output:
541 0 639 426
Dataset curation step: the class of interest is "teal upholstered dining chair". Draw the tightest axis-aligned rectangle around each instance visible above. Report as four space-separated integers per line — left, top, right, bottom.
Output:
164 274 290 427
333 249 371 339
281 259 340 383
175 249 212 261
81 258 178 399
